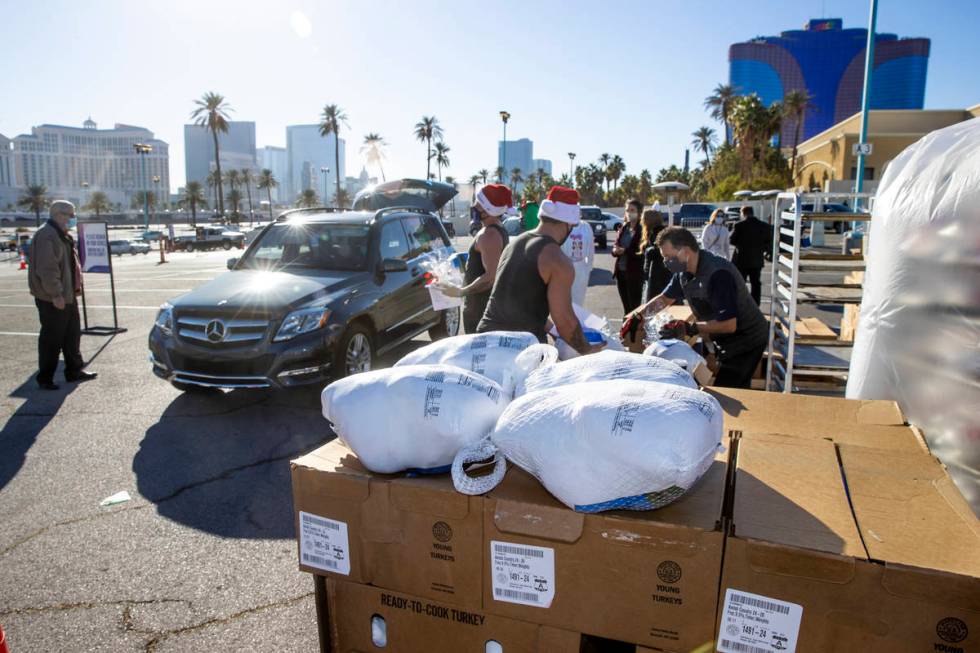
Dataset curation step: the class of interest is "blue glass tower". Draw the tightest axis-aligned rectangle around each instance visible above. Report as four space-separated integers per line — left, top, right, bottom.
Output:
729 18 930 142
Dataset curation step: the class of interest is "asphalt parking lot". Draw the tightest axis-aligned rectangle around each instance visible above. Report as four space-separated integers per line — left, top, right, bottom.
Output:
0 229 842 651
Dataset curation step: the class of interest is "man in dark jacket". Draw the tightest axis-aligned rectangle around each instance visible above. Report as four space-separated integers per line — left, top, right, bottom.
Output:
729 206 772 305
28 200 97 390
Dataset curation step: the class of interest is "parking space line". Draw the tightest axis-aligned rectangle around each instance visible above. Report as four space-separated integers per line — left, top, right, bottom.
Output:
0 303 159 311
0 331 38 337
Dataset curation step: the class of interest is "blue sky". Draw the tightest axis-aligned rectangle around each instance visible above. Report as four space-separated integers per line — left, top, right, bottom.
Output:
2 0 978 193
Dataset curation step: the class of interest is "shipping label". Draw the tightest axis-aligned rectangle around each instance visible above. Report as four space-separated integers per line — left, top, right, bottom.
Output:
718 588 802 653
299 511 351 575
490 540 555 608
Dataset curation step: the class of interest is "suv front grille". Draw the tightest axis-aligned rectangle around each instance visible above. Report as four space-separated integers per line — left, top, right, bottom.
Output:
177 316 269 345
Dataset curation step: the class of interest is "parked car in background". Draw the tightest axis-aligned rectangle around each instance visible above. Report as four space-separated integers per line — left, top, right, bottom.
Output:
140 230 164 242
109 239 151 256
675 203 718 227
580 206 609 249
149 179 460 392
801 202 854 233
173 226 246 252
600 211 624 232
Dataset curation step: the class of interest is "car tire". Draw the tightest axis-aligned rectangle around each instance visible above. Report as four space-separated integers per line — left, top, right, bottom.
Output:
333 324 375 378
222 240 232 250
428 306 460 340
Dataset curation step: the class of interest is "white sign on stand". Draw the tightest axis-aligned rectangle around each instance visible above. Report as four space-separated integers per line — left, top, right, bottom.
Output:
77 222 110 273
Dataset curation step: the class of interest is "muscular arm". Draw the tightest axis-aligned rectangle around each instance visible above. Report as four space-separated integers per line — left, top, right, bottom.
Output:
633 292 676 318
459 228 503 296
539 245 595 355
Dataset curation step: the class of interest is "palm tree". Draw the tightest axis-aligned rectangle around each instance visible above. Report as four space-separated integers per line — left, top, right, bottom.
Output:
190 92 232 216
433 142 451 181
691 126 717 167
767 101 784 148
783 89 815 183
84 191 111 217
130 191 157 211
413 116 443 180
478 169 489 185
240 168 255 224
206 169 221 211
181 181 207 228
729 94 769 181
18 185 48 227
704 83 739 146
361 133 387 181
319 104 349 206
224 169 240 194
609 155 625 191
598 153 611 192
333 188 350 209
296 189 319 208
494 166 505 185
509 168 523 194
468 174 480 198
256 168 278 219
226 189 242 219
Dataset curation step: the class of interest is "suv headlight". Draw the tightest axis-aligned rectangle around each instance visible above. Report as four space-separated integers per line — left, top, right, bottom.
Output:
155 303 173 336
274 306 331 342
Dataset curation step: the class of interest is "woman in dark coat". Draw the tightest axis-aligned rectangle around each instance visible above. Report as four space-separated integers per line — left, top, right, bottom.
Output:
612 198 646 313
641 209 672 302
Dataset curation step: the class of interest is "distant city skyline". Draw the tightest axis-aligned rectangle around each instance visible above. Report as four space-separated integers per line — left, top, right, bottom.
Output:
2 1 978 195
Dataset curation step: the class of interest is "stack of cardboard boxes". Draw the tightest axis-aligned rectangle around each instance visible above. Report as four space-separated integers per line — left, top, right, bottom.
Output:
291 388 979 653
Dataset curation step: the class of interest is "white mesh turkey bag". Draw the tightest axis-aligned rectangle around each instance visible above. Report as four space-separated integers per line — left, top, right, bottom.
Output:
455 379 723 512
394 331 557 395
643 338 707 373
321 364 506 474
518 349 696 396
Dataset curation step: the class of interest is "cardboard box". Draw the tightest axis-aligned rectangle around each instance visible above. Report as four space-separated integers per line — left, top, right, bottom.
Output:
291 440 484 607
706 387 927 452
717 433 980 653
480 449 730 652
322 579 581 653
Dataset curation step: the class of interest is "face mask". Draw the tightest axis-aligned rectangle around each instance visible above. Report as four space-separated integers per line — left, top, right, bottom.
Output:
68 217 78 229
665 255 687 274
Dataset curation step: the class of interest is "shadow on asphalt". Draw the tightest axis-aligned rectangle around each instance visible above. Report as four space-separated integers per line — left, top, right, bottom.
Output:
130 338 427 539
0 375 76 492
589 267 614 286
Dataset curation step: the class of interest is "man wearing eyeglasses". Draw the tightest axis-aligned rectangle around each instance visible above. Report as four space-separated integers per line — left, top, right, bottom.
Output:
28 200 97 390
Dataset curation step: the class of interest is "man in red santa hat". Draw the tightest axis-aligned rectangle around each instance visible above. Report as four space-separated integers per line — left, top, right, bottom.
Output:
437 183 511 333
478 186 604 356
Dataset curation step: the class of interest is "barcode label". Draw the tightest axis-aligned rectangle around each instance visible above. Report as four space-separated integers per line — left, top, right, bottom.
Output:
298 511 350 576
302 552 338 569
718 589 802 653
494 543 544 558
494 588 539 603
731 592 790 615
718 639 771 653
490 540 554 608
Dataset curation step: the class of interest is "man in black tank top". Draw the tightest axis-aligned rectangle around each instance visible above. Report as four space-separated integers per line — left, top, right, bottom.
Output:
478 186 605 357
437 184 512 333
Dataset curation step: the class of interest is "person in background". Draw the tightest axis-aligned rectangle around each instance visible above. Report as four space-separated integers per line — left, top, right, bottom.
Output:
631 226 768 388
28 200 97 390
640 209 671 303
700 208 731 259
522 199 540 231
561 207 595 306
479 186 603 356
729 205 772 305
611 198 645 313
437 184 511 333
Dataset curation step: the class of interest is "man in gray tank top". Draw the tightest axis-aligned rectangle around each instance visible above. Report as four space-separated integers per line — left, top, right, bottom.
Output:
478 186 604 356
632 226 768 388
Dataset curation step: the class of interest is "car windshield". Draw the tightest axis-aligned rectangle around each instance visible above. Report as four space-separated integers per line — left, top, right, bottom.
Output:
581 208 603 220
241 222 370 271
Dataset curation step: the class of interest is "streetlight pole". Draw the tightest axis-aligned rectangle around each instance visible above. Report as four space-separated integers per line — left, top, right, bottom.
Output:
854 0 878 215
152 175 161 229
499 111 510 183
320 167 330 205
568 152 576 187
80 181 89 212
133 143 152 230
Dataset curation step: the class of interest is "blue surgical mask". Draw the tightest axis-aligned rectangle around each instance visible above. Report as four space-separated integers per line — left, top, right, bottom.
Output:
68 217 78 229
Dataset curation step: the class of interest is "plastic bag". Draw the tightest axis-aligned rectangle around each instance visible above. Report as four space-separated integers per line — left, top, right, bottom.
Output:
321 364 506 474
394 331 558 396
643 338 707 373
518 349 696 396
550 303 625 360
419 251 465 310
454 380 723 512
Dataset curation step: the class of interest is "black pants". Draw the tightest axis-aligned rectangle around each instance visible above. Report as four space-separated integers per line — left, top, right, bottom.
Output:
714 344 765 389
35 298 84 384
616 276 643 314
737 265 762 305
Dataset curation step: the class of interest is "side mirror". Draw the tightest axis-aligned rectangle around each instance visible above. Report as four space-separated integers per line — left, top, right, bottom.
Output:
227 257 238 270
381 258 408 273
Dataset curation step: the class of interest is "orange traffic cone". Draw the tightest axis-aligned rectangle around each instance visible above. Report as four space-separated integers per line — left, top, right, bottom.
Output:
18 253 27 270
